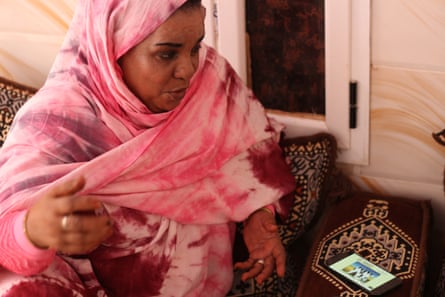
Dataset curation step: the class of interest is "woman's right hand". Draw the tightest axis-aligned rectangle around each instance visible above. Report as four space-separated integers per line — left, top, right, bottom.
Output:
24 176 113 255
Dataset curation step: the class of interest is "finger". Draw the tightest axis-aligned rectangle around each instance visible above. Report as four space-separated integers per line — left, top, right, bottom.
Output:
47 176 86 198
271 245 286 277
57 231 111 255
64 224 113 245
247 240 286 277
58 197 103 215
234 258 256 271
54 220 113 254
240 260 264 282
60 213 112 233
255 257 275 284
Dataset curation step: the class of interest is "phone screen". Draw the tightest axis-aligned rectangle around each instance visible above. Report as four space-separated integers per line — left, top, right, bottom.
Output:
328 253 398 293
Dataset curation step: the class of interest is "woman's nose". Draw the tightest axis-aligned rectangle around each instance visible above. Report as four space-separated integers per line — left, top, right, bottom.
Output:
174 57 197 81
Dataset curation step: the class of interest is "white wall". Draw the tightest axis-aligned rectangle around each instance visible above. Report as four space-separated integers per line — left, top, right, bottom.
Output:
0 0 75 87
346 0 445 233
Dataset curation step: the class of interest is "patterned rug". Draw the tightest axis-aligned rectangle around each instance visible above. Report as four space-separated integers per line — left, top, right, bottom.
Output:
296 192 431 297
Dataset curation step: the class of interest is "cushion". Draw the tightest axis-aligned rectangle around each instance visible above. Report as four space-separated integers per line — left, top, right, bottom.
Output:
227 132 338 297
295 192 431 297
0 76 37 147
278 132 338 246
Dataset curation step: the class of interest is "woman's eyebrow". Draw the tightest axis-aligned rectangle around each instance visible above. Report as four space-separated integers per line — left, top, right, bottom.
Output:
155 42 181 48
155 35 205 48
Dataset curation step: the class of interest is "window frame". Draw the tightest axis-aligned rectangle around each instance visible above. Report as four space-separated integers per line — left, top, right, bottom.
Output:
203 0 371 165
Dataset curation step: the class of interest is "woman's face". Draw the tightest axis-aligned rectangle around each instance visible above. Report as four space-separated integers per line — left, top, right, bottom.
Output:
119 6 205 113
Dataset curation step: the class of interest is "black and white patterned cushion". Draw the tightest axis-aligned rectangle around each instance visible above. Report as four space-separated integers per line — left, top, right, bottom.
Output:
0 77 36 147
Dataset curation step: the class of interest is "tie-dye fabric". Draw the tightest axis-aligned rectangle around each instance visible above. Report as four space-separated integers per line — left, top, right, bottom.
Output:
0 0 294 296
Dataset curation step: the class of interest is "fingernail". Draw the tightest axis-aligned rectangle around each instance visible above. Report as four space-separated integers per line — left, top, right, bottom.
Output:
93 203 105 215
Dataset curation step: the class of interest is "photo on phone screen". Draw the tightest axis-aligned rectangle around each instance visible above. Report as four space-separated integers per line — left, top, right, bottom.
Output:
325 251 402 295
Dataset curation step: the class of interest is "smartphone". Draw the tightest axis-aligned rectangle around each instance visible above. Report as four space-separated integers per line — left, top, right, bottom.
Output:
325 251 402 295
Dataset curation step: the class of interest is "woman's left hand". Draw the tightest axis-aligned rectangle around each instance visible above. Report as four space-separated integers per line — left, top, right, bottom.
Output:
234 208 286 285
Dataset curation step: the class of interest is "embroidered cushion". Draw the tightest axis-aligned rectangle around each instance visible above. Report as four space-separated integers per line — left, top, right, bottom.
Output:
278 132 338 246
0 76 37 147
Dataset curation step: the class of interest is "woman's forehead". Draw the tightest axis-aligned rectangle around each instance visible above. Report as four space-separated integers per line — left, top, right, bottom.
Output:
103 0 189 59
135 7 205 47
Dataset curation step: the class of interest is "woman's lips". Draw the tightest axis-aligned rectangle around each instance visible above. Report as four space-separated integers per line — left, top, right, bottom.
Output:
168 88 187 101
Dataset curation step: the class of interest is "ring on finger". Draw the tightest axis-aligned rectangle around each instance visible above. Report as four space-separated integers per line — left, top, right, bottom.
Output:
61 215 69 230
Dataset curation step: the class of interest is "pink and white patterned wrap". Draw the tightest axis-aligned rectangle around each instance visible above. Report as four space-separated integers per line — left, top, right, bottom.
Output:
0 0 295 296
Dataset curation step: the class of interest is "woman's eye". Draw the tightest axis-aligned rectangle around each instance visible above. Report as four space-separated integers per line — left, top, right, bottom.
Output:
191 44 202 56
158 51 176 60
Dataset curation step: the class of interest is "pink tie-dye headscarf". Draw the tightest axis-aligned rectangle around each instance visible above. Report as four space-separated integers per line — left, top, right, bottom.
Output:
0 0 294 295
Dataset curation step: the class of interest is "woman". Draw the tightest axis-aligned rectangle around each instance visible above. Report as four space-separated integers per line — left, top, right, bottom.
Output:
0 0 295 296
